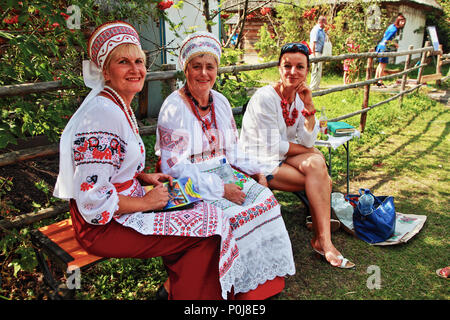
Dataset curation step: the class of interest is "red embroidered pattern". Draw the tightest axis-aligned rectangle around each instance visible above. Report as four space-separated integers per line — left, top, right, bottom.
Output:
73 131 126 168
152 202 219 237
89 22 140 68
229 195 279 231
80 182 94 191
158 126 188 154
95 210 111 225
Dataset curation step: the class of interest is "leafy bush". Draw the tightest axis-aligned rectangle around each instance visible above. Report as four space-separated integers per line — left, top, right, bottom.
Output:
215 47 260 108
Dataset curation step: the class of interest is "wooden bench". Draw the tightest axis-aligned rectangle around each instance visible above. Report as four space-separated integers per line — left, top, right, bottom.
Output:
30 218 106 299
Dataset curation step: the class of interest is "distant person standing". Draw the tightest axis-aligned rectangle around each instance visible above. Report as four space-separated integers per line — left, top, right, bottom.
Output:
374 13 406 88
309 15 327 91
343 37 360 84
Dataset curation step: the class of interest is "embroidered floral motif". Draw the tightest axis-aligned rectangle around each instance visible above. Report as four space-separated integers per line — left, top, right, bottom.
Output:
80 182 94 192
80 175 98 192
91 210 111 225
73 131 126 168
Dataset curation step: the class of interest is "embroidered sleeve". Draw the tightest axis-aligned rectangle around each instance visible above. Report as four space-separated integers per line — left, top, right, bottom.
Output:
73 131 125 168
72 128 126 225
157 126 189 167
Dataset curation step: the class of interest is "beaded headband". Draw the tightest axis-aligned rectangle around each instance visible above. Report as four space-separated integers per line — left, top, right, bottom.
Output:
178 31 222 71
88 21 141 70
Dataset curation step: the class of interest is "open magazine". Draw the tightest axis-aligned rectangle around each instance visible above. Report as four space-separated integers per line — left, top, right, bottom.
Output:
143 177 202 212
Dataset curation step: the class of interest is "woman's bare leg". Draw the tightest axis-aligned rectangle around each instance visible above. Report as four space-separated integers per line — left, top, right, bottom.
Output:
375 62 387 85
268 154 343 266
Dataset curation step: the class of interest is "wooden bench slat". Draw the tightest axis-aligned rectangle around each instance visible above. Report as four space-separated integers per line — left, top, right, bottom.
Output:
68 253 105 269
35 218 104 269
39 218 72 234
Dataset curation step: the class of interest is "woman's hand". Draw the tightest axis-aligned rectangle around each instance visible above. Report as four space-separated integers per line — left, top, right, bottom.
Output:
252 173 268 187
138 172 173 187
224 183 246 205
296 82 316 132
296 82 314 111
142 184 170 211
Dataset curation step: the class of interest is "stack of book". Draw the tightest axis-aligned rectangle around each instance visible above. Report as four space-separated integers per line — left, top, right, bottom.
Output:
327 122 356 137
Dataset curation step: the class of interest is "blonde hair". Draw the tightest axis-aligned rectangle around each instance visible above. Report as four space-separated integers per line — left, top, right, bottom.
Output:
103 43 146 72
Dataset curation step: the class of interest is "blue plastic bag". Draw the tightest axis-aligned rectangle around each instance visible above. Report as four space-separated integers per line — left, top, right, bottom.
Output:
346 189 396 244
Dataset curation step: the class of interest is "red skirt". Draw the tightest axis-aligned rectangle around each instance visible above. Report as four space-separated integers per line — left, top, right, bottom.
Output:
70 199 285 299
70 199 222 300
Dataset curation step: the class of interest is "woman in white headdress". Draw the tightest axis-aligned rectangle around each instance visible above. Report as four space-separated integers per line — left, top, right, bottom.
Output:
155 32 296 299
53 21 229 300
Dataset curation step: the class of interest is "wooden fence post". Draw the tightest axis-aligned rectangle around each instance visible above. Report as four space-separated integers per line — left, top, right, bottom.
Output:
360 49 374 133
436 44 443 86
138 81 149 119
400 45 414 106
417 41 430 84
162 64 177 92
137 50 150 120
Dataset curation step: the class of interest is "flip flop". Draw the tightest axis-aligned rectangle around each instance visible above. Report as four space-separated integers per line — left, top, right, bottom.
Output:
306 216 341 233
436 267 450 279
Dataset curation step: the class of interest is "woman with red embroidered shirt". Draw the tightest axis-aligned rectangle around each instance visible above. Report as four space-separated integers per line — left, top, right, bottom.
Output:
240 43 355 269
155 32 295 299
53 21 226 299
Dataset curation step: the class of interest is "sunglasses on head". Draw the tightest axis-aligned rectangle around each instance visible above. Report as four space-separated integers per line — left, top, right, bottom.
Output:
281 42 311 56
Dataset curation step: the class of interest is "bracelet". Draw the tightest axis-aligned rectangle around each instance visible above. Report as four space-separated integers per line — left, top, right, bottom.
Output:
301 108 316 117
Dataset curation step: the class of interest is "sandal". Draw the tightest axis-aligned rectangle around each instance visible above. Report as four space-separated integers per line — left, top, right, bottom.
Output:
436 266 450 279
306 216 341 233
312 245 356 269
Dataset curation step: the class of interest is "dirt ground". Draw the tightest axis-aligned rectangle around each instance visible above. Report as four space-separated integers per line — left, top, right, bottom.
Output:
0 154 60 215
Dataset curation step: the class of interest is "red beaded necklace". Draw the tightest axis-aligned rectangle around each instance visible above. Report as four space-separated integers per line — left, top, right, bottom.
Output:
183 86 218 147
277 86 299 127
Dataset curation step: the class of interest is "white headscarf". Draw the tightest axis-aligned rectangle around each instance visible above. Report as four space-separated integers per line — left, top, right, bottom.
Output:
53 21 141 199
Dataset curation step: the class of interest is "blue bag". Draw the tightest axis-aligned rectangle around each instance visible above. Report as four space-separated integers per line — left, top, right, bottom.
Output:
346 189 396 244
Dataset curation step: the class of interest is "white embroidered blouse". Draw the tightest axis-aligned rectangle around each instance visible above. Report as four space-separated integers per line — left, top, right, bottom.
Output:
155 89 265 201
71 96 146 225
239 85 320 176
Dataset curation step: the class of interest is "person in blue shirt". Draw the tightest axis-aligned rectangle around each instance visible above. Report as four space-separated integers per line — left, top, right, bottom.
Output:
375 13 406 87
309 16 327 90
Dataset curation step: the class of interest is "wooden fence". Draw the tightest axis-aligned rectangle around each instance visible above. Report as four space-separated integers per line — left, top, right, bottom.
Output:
0 42 448 229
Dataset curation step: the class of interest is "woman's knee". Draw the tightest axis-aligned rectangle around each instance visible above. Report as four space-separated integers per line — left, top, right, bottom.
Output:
302 154 328 173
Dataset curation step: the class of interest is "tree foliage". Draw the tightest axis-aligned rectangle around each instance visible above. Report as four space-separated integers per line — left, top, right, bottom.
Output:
0 0 164 148
254 0 391 73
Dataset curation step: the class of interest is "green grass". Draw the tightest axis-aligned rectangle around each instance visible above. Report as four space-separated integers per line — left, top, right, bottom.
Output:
72 72 449 300
276 80 449 300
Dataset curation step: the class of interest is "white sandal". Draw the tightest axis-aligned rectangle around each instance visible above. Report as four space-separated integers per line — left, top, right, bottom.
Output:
312 245 355 269
336 255 356 269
